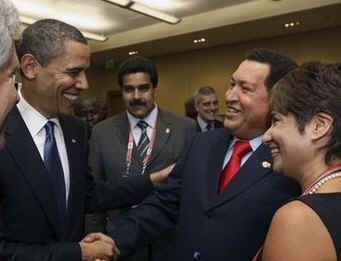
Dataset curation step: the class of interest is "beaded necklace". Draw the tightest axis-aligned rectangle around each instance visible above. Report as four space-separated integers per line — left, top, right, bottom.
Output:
302 164 341 195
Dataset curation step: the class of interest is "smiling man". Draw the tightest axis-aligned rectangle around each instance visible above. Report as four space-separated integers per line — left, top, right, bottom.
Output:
87 56 197 261
0 19 172 261
107 49 301 261
193 86 223 132
0 0 19 150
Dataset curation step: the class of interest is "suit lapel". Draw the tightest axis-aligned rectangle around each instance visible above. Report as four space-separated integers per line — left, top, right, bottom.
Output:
207 144 273 210
113 113 130 151
59 116 83 238
147 110 171 167
205 133 231 205
5 108 61 236
112 113 130 173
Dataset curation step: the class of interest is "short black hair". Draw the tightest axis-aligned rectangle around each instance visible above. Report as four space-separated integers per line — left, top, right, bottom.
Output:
271 62 341 164
117 56 158 87
17 19 87 66
245 48 297 90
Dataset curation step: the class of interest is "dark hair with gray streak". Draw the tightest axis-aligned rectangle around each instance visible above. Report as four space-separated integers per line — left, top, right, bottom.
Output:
0 0 19 70
17 19 87 66
194 86 216 105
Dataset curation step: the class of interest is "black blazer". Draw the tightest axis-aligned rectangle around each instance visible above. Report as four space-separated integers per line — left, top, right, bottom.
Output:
111 128 301 260
0 108 153 261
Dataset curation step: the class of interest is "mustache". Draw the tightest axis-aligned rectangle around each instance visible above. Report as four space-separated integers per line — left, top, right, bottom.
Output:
129 99 146 107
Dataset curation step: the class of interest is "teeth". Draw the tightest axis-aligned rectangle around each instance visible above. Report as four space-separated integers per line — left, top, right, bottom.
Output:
270 148 279 154
227 107 239 112
63 94 78 101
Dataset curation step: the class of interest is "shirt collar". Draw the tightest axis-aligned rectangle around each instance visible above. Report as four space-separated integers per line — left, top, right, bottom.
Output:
17 87 61 137
230 135 263 152
196 115 210 131
126 105 158 129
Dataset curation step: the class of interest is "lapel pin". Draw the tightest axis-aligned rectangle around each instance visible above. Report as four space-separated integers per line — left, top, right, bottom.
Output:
72 139 77 144
262 161 271 168
165 128 170 134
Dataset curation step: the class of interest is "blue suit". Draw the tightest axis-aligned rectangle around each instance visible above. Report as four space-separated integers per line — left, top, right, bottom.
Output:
111 128 300 260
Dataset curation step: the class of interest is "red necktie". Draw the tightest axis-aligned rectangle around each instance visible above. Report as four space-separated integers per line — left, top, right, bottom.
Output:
218 140 252 193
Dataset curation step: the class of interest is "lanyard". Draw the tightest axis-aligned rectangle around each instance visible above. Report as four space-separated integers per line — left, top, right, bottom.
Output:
125 118 158 176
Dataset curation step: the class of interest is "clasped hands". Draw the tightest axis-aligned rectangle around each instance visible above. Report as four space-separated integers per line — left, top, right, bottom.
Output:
79 233 120 261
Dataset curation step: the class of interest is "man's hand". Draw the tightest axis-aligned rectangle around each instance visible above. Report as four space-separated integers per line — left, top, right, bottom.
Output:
150 163 175 186
80 233 120 261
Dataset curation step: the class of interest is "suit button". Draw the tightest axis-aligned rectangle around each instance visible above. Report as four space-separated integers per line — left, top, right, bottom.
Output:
193 251 200 259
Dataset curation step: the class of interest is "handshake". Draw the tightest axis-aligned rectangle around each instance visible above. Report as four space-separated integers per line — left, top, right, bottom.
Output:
79 233 120 261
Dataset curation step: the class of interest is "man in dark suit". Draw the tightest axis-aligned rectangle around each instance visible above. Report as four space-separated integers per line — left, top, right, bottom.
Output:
193 86 223 132
0 19 169 261
100 49 301 261
86 56 197 261
0 0 19 150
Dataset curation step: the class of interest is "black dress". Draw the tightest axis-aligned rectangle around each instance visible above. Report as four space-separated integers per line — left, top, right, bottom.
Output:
297 193 341 261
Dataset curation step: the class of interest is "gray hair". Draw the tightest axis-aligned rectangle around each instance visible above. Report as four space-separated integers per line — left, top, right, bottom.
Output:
17 19 87 66
194 86 216 105
0 0 19 70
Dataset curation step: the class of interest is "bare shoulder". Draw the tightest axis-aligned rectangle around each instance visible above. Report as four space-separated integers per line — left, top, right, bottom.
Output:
262 200 336 261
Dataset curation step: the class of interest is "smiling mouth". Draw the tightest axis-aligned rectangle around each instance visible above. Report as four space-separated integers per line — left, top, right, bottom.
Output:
63 93 79 102
269 146 280 158
225 106 242 116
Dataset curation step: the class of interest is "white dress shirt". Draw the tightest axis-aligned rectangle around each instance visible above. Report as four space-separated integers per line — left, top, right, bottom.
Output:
16 89 70 204
222 135 263 169
126 105 158 145
197 115 213 132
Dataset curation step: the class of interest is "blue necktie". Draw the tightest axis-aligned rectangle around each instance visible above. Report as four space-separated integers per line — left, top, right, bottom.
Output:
44 121 66 225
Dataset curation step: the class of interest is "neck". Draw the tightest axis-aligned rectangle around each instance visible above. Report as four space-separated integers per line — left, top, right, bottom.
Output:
301 157 341 193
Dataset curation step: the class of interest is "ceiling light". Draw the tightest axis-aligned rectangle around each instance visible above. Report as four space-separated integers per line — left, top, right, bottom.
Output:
19 16 107 42
101 0 132 7
130 2 181 24
82 31 108 42
284 20 301 29
129 50 139 55
193 38 207 44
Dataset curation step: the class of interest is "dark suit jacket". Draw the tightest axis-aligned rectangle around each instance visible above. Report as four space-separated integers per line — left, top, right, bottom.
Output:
111 128 301 261
0 108 154 261
86 109 197 232
195 119 223 132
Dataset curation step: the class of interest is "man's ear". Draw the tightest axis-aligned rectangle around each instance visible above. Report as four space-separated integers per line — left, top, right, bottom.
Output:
310 112 333 141
20 54 40 80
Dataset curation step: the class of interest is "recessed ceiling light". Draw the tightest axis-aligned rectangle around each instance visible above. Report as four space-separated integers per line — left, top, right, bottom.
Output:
284 21 301 28
129 50 139 55
193 38 207 44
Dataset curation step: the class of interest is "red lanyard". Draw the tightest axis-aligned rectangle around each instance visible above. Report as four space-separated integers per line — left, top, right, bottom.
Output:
125 118 158 176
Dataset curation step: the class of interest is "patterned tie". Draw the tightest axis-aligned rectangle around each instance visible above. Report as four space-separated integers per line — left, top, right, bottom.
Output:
136 120 150 159
44 121 66 224
218 140 252 193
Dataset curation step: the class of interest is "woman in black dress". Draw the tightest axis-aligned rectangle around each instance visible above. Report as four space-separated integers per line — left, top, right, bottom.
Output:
260 62 341 261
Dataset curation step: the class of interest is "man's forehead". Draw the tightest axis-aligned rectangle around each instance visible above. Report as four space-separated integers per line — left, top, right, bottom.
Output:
232 60 270 84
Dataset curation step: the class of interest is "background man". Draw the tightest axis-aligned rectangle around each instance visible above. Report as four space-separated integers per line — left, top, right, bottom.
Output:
194 86 223 132
0 19 166 261
105 49 301 260
87 56 197 261
0 0 19 150
74 98 102 130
